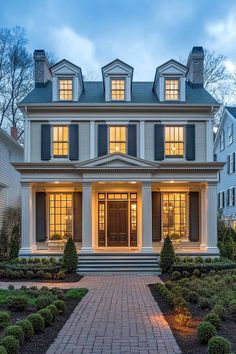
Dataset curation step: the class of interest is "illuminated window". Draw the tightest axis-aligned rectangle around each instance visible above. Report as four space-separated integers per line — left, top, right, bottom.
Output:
130 202 137 231
59 79 73 100
49 193 72 240
111 79 125 100
165 126 184 157
165 79 179 100
109 126 127 154
107 193 128 200
162 193 187 240
98 202 105 231
52 126 68 158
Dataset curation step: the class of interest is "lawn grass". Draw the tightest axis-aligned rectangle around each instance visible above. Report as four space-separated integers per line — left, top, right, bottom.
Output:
0 289 37 306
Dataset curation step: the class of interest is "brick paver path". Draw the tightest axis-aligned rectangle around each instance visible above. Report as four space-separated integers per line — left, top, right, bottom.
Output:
46 275 181 354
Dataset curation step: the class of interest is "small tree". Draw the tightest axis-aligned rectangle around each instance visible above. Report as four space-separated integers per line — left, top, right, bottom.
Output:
0 222 9 261
63 238 78 273
160 235 175 273
9 224 20 259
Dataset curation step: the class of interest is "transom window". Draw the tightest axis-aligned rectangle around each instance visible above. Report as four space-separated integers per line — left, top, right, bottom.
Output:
162 193 187 240
59 79 73 100
111 79 125 100
165 126 184 157
109 126 127 154
165 79 179 100
49 193 72 240
52 126 69 158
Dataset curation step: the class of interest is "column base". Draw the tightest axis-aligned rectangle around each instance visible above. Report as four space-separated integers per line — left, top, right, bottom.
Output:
200 243 207 251
80 247 94 253
19 247 34 256
206 246 220 255
141 247 153 253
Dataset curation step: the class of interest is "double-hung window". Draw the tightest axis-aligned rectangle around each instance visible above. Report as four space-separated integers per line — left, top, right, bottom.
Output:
228 187 235 207
228 124 233 145
228 153 235 174
49 193 72 240
220 130 225 151
52 126 69 158
165 126 184 158
109 126 127 154
165 79 179 100
59 79 73 100
111 79 125 100
219 191 224 209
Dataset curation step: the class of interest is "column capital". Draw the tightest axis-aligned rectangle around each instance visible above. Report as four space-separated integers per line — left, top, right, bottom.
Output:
21 182 32 188
82 182 92 188
142 182 152 189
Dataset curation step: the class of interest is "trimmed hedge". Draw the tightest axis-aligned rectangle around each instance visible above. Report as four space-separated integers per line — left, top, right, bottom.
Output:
172 262 236 275
27 314 45 333
207 336 231 354
4 325 24 345
0 335 20 354
196 321 216 344
16 319 34 340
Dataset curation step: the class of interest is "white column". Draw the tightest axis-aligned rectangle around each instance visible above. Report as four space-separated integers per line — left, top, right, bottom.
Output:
140 121 145 159
141 183 153 252
81 182 93 253
19 182 34 255
207 182 219 254
90 121 95 159
200 184 207 251
206 119 213 162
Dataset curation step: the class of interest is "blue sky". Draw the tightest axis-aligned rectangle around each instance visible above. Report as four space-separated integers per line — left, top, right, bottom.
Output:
0 0 236 80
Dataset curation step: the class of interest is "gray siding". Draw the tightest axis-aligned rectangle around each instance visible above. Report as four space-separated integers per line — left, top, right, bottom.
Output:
0 136 23 228
79 122 90 161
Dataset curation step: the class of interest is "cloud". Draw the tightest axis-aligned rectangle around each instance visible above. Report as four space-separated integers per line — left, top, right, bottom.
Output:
224 59 236 73
52 26 100 77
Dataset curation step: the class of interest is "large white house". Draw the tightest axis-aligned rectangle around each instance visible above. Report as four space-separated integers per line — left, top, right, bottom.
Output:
14 46 223 273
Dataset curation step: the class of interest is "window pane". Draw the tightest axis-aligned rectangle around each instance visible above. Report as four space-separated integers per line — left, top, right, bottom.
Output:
111 79 125 100
53 126 69 158
49 193 73 240
165 126 184 157
59 79 73 100
109 126 127 154
165 79 179 100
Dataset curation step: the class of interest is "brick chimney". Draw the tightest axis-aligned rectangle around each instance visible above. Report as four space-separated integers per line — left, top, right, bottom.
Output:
11 127 18 140
186 46 204 87
33 50 52 87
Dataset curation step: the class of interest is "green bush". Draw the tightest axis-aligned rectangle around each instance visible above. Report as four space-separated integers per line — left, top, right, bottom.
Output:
43 272 52 280
0 336 20 354
196 321 216 344
4 325 24 345
27 313 45 333
38 308 53 326
53 300 66 314
212 304 226 320
65 288 88 300
160 235 175 273
0 311 10 329
203 313 221 329
46 304 58 320
187 291 199 304
7 295 29 312
0 346 7 354
35 294 56 310
229 299 236 314
208 336 231 354
195 256 204 263
50 288 65 300
56 271 66 280
171 271 181 280
198 297 210 309
218 234 234 260
9 224 20 260
16 319 34 340
63 238 78 273
192 269 201 277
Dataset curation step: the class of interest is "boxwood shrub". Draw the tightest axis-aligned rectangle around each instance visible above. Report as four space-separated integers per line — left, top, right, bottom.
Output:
203 313 221 329
196 321 216 344
7 295 29 312
27 313 45 333
16 319 34 340
0 311 10 329
46 304 58 320
37 308 53 326
53 300 66 314
207 336 231 354
0 346 7 354
0 335 20 354
4 325 24 345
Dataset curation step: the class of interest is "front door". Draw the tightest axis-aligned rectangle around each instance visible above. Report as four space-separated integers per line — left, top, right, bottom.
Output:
107 201 128 246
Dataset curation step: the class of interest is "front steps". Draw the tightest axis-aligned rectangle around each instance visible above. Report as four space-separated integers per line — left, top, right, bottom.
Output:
77 253 161 275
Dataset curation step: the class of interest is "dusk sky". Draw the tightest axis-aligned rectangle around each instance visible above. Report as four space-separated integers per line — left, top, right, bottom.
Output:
0 0 236 80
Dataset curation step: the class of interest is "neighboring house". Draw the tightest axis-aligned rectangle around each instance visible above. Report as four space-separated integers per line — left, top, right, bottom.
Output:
0 128 24 229
214 107 236 229
13 46 223 272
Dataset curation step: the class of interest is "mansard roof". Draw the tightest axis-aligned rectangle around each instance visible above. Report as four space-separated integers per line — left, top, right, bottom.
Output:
226 106 236 119
20 80 218 106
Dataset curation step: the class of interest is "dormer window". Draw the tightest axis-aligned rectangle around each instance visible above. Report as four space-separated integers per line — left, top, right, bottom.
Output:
59 79 73 100
165 79 179 100
111 79 125 100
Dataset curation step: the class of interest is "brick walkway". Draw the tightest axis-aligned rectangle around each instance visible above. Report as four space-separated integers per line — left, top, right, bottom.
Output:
45 275 181 354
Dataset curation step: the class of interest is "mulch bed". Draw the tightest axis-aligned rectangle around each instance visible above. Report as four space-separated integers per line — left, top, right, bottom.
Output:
1 273 82 283
149 284 236 354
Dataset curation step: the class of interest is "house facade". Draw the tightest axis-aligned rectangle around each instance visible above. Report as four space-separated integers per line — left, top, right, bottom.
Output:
14 46 223 263
214 107 236 229
0 128 24 229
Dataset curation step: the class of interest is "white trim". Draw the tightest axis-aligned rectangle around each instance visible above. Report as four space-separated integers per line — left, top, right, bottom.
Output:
90 121 95 159
140 121 145 159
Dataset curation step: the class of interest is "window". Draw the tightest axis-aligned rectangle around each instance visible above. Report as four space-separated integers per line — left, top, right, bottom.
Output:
227 187 235 207
162 193 187 240
130 202 137 231
165 126 184 157
59 79 73 100
98 202 105 231
220 130 225 151
219 191 225 209
49 193 72 240
52 126 69 158
228 124 233 146
111 79 125 100
109 126 127 154
228 153 235 174
165 79 179 100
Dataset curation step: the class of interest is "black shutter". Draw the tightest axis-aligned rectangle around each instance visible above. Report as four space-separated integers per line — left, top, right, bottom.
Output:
73 192 82 242
154 124 164 160
233 153 235 173
186 124 195 160
222 191 225 208
226 189 229 206
41 125 51 160
128 124 137 157
98 124 108 157
36 192 46 242
69 124 79 160
152 192 161 241
189 192 199 241
233 188 235 206
217 193 220 209
227 155 230 174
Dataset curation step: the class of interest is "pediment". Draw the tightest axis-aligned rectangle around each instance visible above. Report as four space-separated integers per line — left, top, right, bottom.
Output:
75 153 158 169
157 59 188 75
50 59 82 75
102 59 133 77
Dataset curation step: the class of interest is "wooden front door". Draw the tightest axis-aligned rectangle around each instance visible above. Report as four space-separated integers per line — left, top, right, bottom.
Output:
107 201 128 246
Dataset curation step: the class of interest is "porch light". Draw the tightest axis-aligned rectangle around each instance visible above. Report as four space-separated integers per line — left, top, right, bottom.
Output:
130 181 137 184
54 181 59 184
169 181 174 183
